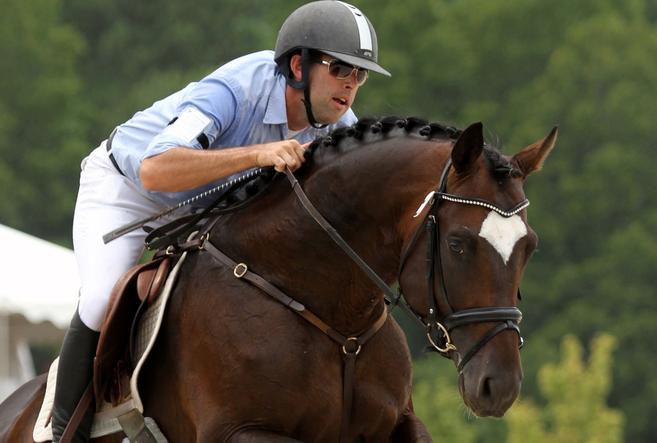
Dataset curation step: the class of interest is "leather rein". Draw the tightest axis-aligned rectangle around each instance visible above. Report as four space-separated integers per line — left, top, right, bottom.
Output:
178 159 527 441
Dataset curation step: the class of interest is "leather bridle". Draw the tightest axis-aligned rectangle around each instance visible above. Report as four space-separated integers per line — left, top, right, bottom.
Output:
282 160 526 373
393 159 526 372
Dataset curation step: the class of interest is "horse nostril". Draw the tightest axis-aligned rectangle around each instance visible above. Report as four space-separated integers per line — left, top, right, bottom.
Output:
481 377 494 399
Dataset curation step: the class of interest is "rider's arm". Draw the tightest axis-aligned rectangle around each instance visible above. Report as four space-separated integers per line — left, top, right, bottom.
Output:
139 71 311 193
139 140 308 193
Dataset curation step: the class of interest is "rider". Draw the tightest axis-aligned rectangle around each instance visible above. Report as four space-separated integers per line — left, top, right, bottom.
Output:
51 1 390 441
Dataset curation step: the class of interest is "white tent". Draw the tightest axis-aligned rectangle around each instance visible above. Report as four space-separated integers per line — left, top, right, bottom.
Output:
0 223 79 328
0 224 79 401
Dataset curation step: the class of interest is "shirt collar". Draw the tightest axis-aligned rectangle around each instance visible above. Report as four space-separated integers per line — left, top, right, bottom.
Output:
263 73 288 126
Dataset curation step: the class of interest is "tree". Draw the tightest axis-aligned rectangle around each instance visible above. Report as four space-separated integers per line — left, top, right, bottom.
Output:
507 334 624 443
0 0 86 243
412 334 623 443
504 7 657 441
412 357 478 443
60 0 303 139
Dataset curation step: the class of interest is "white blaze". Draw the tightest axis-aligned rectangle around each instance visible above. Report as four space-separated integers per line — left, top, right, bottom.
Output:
479 212 527 265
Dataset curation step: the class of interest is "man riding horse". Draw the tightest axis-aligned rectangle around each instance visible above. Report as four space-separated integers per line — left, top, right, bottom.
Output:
54 2 390 441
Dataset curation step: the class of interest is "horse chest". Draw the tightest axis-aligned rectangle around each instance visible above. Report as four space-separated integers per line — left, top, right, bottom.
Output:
159 265 415 440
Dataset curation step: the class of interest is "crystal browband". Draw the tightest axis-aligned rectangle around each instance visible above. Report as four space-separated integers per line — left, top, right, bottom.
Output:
438 193 530 218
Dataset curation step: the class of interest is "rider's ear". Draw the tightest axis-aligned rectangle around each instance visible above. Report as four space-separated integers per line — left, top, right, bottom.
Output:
513 126 558 178
451 122 484 174
289 54 304 82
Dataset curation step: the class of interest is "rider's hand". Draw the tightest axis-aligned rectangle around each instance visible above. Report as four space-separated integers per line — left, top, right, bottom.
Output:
254 140 310 172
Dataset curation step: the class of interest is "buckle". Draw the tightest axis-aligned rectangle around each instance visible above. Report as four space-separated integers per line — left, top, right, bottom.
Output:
233 263 248 278
197 233 209 250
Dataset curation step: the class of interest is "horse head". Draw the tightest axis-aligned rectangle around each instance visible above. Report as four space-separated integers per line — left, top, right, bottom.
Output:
397 122 557 417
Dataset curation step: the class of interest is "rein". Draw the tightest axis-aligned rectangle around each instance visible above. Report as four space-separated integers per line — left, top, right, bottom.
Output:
286 159 525 372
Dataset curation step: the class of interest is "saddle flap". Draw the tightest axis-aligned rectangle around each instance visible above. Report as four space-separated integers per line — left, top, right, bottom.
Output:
93 256 171 406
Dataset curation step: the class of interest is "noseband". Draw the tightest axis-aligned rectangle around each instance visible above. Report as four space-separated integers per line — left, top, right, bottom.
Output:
395 160 526 372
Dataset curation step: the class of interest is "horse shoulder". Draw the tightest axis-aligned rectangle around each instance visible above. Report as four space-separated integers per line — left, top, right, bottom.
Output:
0 374 47 443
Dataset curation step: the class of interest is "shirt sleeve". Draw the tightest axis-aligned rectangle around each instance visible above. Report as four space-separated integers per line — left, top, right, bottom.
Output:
141 76 239 161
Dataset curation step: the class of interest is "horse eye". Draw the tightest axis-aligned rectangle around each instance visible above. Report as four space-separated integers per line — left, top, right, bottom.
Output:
448 240 464 254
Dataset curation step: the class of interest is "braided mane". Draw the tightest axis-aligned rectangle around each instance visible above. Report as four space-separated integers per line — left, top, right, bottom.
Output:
305 116 522 179
306 116 461 158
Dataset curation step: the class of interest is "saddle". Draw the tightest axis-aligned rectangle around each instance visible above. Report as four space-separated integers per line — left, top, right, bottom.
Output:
93 254 174 407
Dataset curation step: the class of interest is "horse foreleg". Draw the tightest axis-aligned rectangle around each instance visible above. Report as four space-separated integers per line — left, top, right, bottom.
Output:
390 406 433 443
227 430 303 443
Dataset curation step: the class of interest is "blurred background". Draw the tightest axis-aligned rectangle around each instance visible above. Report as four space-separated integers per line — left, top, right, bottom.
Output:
1 0 656 441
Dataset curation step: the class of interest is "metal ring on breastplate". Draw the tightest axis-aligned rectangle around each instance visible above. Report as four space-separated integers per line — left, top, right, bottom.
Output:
234 263 248 278
342 337 362 355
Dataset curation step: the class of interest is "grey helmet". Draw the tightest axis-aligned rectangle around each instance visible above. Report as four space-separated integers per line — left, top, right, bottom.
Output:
274 1 390 128
275 1 391 77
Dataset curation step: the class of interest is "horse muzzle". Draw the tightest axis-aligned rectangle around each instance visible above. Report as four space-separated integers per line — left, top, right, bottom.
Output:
456 324 523 417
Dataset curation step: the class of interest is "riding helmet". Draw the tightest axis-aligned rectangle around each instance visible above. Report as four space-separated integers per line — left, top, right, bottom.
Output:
275 1 391 79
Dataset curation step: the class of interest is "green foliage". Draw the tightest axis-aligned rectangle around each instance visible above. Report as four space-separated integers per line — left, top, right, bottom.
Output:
413 334 624 443
507 334 624 443
0 0 86 243
60 0 302 135
412 357 478 443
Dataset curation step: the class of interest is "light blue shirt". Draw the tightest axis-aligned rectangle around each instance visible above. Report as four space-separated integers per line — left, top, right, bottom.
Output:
109 50 357 207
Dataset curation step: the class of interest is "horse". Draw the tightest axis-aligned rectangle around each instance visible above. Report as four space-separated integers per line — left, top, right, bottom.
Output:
0 117 556 442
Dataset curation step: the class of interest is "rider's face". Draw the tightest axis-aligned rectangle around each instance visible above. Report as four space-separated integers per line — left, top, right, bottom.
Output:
307 55 362 124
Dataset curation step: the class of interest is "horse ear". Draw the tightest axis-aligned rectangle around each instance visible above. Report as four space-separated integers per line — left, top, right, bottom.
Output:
512 126 558 178
451 122 484 174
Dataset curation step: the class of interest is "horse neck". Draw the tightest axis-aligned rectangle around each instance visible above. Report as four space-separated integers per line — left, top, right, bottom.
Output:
216 138 452 334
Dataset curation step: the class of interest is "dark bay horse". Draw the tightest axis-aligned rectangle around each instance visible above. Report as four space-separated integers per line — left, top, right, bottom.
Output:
0 118 556 442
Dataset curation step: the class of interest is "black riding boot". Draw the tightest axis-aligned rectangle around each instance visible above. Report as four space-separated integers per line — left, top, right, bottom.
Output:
51 309 100 443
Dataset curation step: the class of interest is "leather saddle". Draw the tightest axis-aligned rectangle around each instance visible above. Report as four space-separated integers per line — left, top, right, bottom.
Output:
93 254 173 407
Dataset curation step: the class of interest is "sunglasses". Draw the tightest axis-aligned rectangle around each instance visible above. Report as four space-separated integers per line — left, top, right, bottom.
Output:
319 59 369 86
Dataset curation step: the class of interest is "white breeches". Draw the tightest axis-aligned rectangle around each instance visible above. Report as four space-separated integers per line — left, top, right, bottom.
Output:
72 144 169 331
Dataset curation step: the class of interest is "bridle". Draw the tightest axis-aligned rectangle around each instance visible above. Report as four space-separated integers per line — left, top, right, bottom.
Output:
393 159 527 372
282 159 526 373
